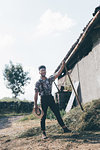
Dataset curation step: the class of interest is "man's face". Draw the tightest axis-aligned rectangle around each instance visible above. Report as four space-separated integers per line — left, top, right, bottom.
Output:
39 68 46 77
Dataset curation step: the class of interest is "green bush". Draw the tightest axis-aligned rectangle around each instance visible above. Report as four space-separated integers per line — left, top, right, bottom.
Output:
0 98 34 114
19 114 37 121
46 107 66 120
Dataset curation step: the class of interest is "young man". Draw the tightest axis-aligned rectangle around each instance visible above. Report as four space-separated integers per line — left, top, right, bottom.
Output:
33 60 71 139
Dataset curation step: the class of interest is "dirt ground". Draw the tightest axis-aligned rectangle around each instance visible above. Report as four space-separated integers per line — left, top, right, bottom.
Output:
0 116 100 150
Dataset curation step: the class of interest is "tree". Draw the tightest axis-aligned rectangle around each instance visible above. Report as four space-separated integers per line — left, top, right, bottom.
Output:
3 61 31 98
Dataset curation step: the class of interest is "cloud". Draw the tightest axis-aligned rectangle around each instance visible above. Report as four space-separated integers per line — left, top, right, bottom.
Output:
33 9 76 38
0 34 15 49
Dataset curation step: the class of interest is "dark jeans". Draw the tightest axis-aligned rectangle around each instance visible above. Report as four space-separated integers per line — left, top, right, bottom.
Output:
40 95 65 131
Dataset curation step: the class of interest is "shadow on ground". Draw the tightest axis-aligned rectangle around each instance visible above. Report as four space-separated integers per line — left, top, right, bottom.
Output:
0 117 11 129
18 124 100 145
49 131 100 144
0 116 23 129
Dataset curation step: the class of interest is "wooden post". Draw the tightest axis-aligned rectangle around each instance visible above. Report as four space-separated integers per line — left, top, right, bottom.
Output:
54 81 61 93
64 65 84 112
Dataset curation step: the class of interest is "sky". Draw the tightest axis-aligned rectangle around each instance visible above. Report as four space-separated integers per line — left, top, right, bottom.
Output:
0 0 99 101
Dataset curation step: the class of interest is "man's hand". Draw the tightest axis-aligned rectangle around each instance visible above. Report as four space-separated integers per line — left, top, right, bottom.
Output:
34 104 38 111
32 104 38 114
54 59 65 79
62 59 65 66
33 105 42 116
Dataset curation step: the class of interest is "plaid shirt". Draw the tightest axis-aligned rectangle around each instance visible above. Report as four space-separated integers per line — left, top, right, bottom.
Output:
35 75 55 96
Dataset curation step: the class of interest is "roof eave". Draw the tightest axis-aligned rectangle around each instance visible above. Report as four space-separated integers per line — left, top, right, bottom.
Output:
55 11 100 77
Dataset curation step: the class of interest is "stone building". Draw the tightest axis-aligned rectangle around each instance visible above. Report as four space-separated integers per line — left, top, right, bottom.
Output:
55 7 100 105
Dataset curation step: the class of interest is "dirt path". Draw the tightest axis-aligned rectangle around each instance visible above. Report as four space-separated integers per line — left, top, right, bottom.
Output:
0 116 24 130
0 116 100 150
0 115 41 137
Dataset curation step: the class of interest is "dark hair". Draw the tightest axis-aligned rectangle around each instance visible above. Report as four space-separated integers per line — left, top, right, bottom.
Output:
38 65 46 70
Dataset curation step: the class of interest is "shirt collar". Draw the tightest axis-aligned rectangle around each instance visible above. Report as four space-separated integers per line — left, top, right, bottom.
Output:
40 77 47 81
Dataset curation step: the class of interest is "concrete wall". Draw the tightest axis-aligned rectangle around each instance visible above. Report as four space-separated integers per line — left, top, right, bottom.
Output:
70 39 100 103
58 29 100 104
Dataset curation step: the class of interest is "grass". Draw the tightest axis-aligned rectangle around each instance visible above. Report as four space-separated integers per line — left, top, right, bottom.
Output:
63 99 100 131
46 107 66 120
18 99 100 139
19 114 38 121
18 127 41 138
18 107 66 121
0 112 30 119
0 98 100 140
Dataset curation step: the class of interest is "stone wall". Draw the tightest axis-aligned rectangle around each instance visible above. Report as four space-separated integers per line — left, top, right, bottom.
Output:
0 101 34 113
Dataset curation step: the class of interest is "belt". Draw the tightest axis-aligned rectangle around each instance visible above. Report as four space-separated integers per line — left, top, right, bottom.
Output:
41 94 52 97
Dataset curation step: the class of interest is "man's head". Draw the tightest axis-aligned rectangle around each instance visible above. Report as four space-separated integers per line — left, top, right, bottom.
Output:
38 65 46 77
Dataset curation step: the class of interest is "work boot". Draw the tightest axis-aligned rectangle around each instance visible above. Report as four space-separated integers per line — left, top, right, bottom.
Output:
63 127 71 133
42 131 47 139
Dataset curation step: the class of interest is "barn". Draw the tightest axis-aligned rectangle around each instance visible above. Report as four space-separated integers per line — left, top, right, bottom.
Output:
55 6 100 109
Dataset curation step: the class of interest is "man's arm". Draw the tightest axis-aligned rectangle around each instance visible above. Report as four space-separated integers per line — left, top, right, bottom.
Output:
34 91 38 109
54 60 65 79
